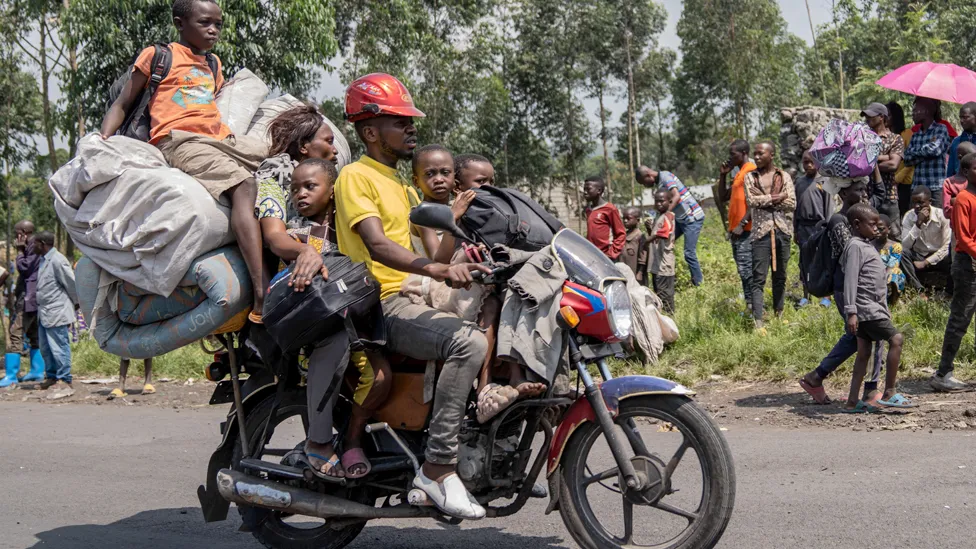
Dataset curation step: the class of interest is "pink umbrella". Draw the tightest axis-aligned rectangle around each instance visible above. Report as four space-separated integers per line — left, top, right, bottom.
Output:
876 62 976 104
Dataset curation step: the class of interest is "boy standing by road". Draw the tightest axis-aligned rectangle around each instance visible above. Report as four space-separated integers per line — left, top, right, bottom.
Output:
33 232 78 400
648 189 676 314
583 177 626 261
934 152 976 392
620 206 647 283
101 0 268 321
744 141 796 330
717 139 756 311
842 205 907 411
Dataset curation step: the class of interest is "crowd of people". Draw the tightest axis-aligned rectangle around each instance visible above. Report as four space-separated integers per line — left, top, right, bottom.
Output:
583 96 976 412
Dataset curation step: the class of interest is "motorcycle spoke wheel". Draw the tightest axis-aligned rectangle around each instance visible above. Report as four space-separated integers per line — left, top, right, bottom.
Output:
559 396 735 549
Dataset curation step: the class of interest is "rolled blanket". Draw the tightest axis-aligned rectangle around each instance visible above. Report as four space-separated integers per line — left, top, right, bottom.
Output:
76 246 252 359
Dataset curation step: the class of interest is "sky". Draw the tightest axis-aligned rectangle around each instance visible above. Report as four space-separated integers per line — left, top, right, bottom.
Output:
35 0 838 157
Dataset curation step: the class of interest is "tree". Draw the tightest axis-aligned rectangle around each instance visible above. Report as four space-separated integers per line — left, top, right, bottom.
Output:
62 0 338 130
672 0 805 171
0 31 42 265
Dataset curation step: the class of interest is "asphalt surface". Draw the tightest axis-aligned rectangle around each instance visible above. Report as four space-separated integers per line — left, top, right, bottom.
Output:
0 401 973 549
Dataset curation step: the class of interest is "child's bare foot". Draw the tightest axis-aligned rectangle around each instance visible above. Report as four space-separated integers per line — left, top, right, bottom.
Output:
509 372 546 398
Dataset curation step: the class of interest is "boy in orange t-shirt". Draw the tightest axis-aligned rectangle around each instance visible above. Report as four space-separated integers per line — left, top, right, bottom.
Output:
718 139 756 311
101 0 267 318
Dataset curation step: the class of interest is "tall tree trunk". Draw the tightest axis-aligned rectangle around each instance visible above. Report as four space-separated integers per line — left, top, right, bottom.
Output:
655 98 666 168
833 0 845 109
805 0 828 106
625 31 637 204
65 0 80 259
597 80 612 202
37 18 65 250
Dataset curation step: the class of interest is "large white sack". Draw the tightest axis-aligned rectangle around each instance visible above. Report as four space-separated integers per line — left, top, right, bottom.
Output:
49 134 233 297
215 68 270 136
246 94 352 170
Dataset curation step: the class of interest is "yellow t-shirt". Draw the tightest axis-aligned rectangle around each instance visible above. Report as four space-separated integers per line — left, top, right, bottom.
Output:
335 155 420 300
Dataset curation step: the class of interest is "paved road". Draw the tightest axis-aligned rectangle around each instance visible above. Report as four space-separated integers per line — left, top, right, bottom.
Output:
0 402 973 549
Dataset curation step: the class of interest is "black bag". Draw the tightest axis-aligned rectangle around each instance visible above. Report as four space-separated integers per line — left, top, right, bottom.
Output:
105 43 218 141
262 253 382 354
458 185 564 251
802 223 837 298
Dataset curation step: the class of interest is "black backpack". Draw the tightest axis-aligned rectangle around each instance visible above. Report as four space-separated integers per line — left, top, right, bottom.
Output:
802 222 838 298
105 42 219 141
458 185 565 251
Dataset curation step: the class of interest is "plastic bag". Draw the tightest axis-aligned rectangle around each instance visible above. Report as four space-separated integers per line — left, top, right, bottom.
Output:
215 69 270 136
809 119 881 178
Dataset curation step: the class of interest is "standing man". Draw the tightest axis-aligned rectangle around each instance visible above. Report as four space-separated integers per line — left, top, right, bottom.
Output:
744 141 796 330
12 220 44 383
900 187 952 292
863 102 904 221
33 232 78 399
794 149 831 307
904 97 951 208
335 73 489 519
635 166 706 286
717 139 756 311
583 177 626 261
945 102 976 179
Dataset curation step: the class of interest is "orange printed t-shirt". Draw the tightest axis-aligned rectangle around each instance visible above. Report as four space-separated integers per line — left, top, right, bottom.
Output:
134 42 231 144
727 162 756 233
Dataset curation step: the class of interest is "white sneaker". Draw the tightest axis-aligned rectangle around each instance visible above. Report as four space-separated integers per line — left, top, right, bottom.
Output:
413 471 486 520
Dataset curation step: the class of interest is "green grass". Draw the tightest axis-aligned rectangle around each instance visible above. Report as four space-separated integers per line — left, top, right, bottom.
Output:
70 336 213 380
610 211 975 386
65 210 974 384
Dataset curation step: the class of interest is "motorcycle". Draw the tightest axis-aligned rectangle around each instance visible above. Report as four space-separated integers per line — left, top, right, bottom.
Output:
197 203 735 549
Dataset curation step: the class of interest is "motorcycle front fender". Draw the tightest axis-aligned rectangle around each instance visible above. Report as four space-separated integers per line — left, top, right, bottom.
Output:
546 375 694 477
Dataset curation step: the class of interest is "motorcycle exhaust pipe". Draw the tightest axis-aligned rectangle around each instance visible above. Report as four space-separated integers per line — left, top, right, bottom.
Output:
216 469 433 520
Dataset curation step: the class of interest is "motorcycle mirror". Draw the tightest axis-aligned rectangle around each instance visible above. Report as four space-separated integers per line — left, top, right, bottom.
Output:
409 203 470 242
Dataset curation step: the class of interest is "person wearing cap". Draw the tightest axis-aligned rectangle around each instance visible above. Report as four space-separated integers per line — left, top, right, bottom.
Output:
946 102 976 179
863 102 904 221
334 73 490 520
904 97 951 208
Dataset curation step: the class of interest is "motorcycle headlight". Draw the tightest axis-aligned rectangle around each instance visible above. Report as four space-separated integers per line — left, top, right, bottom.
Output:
604 281 632 340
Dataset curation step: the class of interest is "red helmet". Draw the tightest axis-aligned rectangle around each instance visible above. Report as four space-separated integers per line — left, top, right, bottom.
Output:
344 73 426 122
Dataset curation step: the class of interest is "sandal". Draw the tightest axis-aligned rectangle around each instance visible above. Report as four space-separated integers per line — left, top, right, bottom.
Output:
878 393 917 409
840 400 883 414
297 452 345 482
476 383 519 424
108 388 125 400
341 448 372 479
799 379 831 405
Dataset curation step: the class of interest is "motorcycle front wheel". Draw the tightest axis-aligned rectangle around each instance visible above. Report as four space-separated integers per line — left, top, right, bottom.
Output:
231 393 367 549
558 395 735 549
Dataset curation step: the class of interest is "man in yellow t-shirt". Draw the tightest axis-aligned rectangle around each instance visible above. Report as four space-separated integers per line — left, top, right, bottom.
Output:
335 73 489 520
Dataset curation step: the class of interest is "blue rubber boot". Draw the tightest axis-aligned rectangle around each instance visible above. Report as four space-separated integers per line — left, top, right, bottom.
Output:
0 353 19 388
18 348 45 382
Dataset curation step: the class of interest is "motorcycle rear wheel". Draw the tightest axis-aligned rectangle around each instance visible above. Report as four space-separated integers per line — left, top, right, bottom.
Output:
558 395 735 549
231 394 367 549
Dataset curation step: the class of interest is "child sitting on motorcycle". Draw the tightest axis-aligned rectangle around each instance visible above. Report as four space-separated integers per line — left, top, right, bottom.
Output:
270 158 393 479
406 146 546 423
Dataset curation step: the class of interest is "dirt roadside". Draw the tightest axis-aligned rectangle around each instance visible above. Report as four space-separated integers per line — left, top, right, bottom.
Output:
3 376 975 431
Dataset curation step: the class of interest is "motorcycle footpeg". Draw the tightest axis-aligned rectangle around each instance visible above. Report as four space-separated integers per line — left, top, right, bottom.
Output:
239 458 305 481
366 422 421 474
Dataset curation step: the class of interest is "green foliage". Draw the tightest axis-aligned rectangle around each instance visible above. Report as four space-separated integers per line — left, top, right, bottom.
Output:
62 0 338 128
71 336 212 379
672 0 805 177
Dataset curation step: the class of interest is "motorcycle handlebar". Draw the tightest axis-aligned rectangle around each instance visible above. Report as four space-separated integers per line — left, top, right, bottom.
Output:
445 269 486 289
